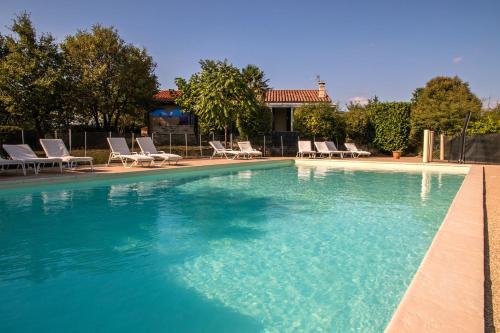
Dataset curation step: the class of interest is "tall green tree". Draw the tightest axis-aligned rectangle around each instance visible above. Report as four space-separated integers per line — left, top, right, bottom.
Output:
0 13 64 134
175 59 266 138
293 102 345 140
241 64 269 100
61 25 158 131
410 76 482 144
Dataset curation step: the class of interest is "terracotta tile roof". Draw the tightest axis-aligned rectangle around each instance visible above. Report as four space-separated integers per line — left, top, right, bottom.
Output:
153 90 182 102
264 89 331 103
154 89 331 104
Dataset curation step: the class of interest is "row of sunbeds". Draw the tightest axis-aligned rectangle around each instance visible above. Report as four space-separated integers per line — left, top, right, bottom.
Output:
297 140 371 158
0 137 182 175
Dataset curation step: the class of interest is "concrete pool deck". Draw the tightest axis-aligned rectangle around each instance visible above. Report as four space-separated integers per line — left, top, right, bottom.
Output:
0 156 497 331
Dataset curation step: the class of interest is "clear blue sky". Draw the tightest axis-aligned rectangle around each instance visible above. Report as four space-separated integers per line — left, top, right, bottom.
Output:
1 0 499 107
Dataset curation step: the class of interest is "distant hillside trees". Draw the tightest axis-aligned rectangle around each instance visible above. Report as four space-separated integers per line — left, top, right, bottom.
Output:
0 13 158 134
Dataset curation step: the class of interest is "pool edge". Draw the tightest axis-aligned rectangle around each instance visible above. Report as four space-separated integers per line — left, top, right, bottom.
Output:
385 165 484 332
0 159 294 190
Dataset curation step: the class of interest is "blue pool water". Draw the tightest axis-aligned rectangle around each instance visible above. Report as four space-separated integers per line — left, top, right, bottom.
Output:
0 163 464 332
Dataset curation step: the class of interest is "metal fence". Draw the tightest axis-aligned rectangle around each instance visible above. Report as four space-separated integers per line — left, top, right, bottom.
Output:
0 129 315 163
445 133 500 164
0 128 370 165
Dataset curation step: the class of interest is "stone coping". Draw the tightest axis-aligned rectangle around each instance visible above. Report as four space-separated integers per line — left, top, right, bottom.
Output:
294 159 470 174
385 165 484 332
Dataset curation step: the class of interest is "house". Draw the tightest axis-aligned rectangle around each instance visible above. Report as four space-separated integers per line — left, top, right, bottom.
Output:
265 81 332 132
149 81 332 136
150 89 196 138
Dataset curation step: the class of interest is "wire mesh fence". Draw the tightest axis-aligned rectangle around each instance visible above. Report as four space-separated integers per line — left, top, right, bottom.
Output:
445 133 500 164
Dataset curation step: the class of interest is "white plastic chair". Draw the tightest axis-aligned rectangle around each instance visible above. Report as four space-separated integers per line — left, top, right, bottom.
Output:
107 137 154 168
40 139 93 170
136 137 182 166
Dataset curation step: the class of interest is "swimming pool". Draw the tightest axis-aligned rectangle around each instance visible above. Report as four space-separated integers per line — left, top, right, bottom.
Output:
0 163 464 332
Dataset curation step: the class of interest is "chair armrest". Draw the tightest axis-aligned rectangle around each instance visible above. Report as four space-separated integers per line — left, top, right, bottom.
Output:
158 151 166 154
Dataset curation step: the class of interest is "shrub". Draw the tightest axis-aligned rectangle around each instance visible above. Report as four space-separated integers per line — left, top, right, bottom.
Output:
369 102 411 153
345 102 374 144
293 102 345 140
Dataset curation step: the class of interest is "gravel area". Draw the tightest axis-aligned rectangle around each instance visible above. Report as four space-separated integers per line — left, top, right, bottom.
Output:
485 165 500 332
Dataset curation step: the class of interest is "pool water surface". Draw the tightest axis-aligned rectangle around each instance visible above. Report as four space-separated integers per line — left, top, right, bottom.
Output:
0 164 464 332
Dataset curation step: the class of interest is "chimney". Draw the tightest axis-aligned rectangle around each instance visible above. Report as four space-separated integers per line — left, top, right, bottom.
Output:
318 81 326 98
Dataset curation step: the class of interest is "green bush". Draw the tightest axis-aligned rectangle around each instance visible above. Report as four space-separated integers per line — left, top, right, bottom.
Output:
369 102 411 153
293 102 345 140
468 109 500 134
345 102 374 144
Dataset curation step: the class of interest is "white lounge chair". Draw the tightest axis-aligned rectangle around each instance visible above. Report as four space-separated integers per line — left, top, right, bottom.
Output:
209 141 248 159
315 141 345 159
107 137 154 168
296 141 316 158
237 141 263 158
40 139 93 170
2 144 63 175
344 142 371 158
136 137 182 166
0 156 26 175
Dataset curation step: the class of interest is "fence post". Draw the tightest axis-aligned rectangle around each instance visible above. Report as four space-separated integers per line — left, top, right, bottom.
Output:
199 134 202 157
54 130 58 139
212 133 215 143
84 131 87 157
69 129 72 154
21 129 25 144
440 134 445 161
169 133 172 154
152 132 155 142
131 132 135 152
263 135 266 156
185 133 188 157
109 131 111 138
429 130 434 162
281 135 284 157
423 130 430 163
230 133 233 149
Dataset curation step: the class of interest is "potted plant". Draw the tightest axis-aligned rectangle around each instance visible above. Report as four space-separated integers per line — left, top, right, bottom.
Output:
392 150 402 159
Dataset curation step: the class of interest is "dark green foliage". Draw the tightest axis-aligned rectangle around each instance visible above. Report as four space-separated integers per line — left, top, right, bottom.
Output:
293 103 345 140
61 25 158 131
410 76 482 144
345 100 376 144
0 13 65 133
468 106 500 134
369 102 411 152
175 60 270 137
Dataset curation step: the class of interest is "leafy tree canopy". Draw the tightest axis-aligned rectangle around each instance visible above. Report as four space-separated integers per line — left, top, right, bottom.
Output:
175 59 270 137
410 76 482 144
0 12 64 133
293 102 345 140
468 106 500 134
61 25 158 131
